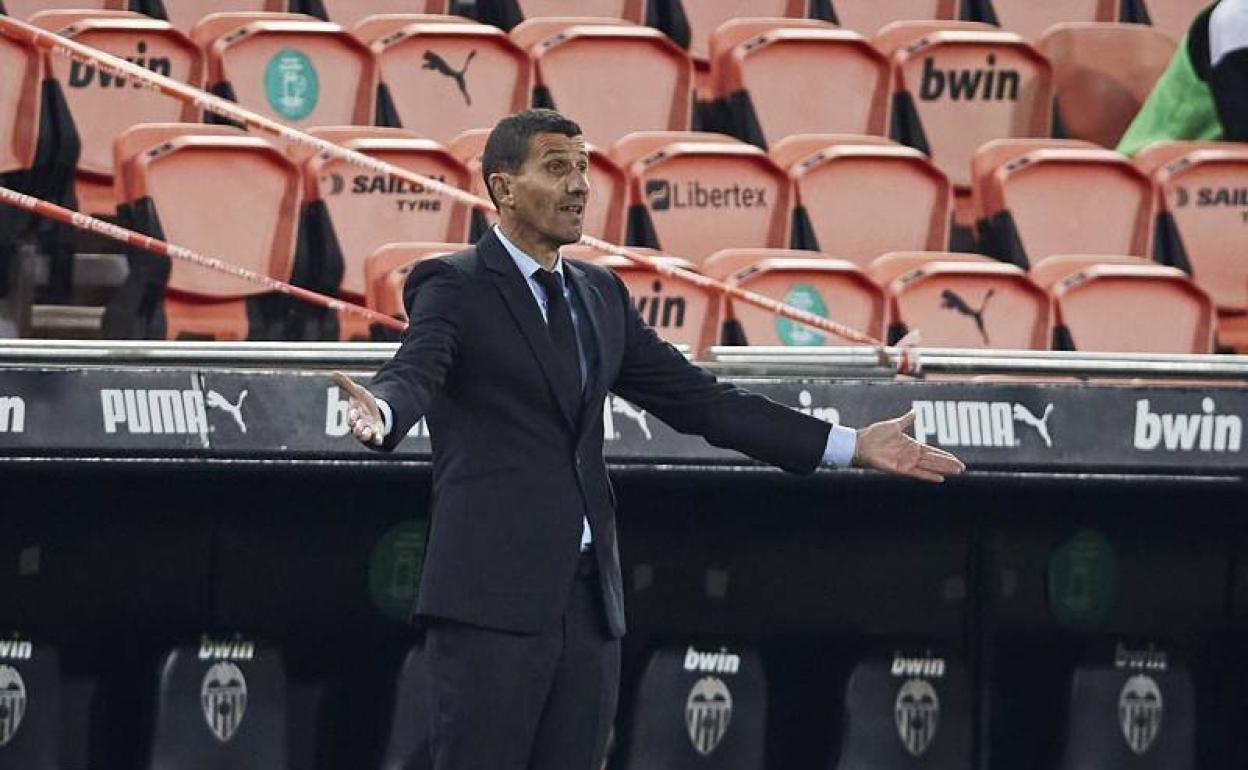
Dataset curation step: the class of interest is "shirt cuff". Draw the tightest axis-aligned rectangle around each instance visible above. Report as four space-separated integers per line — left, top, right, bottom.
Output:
376 398 393 438
822 424 858 468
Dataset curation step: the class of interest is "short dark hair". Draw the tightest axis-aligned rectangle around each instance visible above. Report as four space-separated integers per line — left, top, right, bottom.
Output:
481 109 582 206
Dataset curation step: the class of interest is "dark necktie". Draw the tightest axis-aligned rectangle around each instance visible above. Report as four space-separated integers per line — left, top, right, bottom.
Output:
532 268 583 392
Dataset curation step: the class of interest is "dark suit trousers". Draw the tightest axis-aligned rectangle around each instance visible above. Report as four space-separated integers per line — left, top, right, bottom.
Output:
424 552 621 770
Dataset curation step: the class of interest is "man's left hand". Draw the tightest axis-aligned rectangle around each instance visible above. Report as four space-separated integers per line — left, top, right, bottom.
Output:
852 410 965 483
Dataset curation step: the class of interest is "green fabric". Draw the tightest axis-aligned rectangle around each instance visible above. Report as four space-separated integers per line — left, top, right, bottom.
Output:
1117 34 1223 156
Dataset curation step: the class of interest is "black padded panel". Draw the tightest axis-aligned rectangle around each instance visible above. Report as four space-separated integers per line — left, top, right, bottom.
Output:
145 639 286 770
0 637 59 770
1053 642 1194 770
624 643 766 770
835 649 971 769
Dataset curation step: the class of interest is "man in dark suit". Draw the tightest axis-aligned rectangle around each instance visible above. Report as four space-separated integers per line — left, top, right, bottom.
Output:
331 109 964 770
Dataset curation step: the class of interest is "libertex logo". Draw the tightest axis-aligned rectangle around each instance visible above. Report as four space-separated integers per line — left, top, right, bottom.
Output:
645 179 769 211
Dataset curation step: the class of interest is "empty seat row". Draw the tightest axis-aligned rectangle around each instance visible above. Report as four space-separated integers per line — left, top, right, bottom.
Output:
0 633 1199 770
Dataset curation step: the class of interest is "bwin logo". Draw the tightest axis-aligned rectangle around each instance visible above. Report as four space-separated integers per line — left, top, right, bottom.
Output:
683 646 741 674
895 678 940 757
1134 398 1242 453
0 665 27 748
0 640 32 661
919 54 1021 102
0 395 24 434
199 637 256 662
1119 674 1163 756
686 676 732 757
68 40 170 88
201 662 248 743
891 652 946 679
635 280 687 329
795 390 840 426
1114 642 1168 673
325 386 429 439
913 400 1055 448
603 396 651 441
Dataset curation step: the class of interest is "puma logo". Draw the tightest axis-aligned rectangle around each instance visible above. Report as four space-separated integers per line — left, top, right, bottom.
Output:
1012 403 1054 447
940 288 995 345
422 49 476 106
206 389 248 433
612 399 651 440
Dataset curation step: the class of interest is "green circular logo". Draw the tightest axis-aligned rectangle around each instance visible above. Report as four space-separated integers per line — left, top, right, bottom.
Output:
1047 529 1118 626
368 519 427 621
264 48 319 121
774 283 829 346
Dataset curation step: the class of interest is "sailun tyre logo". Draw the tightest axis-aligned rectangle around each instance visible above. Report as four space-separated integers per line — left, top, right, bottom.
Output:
895 678 940 757
686 676 732 757
265 48 319 121
0 665 26 748
201 661 248 743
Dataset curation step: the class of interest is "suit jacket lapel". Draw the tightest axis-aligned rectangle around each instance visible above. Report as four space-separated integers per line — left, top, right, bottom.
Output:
480 231 579 428
564 261 609 432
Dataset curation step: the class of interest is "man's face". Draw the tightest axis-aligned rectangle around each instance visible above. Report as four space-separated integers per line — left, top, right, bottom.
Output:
499 132 590 248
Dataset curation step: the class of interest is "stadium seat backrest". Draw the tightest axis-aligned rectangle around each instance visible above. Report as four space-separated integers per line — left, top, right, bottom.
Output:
1032 255 1215 353
112 123 245 205
301 129 471 297
146 640 287 769
784 142 951 263
886 26 1053 189
0 636 60 770
834 649 971 769
623 140 792 264
515 20 693 148
623 643 766 770
1144 144 1248 313
879 253 1050 349
515 0 646 23
194 14 376 127
1136 0 1207 42
351 12 467 45
593 253 716 352
1038 23 1175 148
310 0 448 30
0 32 41 176
373 21 531 143
969 138 1097 222
665 0 809 61
872 19 997 55
724 254 888 346
610 130 741 168
829 0 961 36
981 147 1154 266
1 0 123 19
973 0 1119 40
1053 643 1194 770
365 242 467 322
29 11 205 214
140 1 289 33
714 26 891 148
767 132 896 170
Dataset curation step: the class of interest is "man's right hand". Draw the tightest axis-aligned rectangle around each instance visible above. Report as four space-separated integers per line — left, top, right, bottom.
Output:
331 371 384 447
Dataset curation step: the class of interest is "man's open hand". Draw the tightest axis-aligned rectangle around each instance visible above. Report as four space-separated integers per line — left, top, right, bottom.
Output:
331 371 384 447
852 410 965 482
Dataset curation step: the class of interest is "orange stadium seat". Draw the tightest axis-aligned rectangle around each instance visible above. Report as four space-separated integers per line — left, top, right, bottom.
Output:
105 124 304 340
825 0 961 35
1132 0 1207 41
871 251 1050 348
131 0 289 33
1030 254 1215 353
0 0 125 18
372 19 531 143
655 0 811 64
967 0 1120 40
876 22 1054 192
773 135 951 264
708 20 890 148
191 12 376 127
294 0 450 30
365 241 467 334
476 0 648 30
973 140 1153 266
705 249 888 347
616 133 792 264
1038 23 1175 148
510 19 693 148
448 128 627 244
0 26 42 189
967 137 1096 224
592 252 717 352
1136 141 1248 351
295 126 470 340
28 10 205 216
